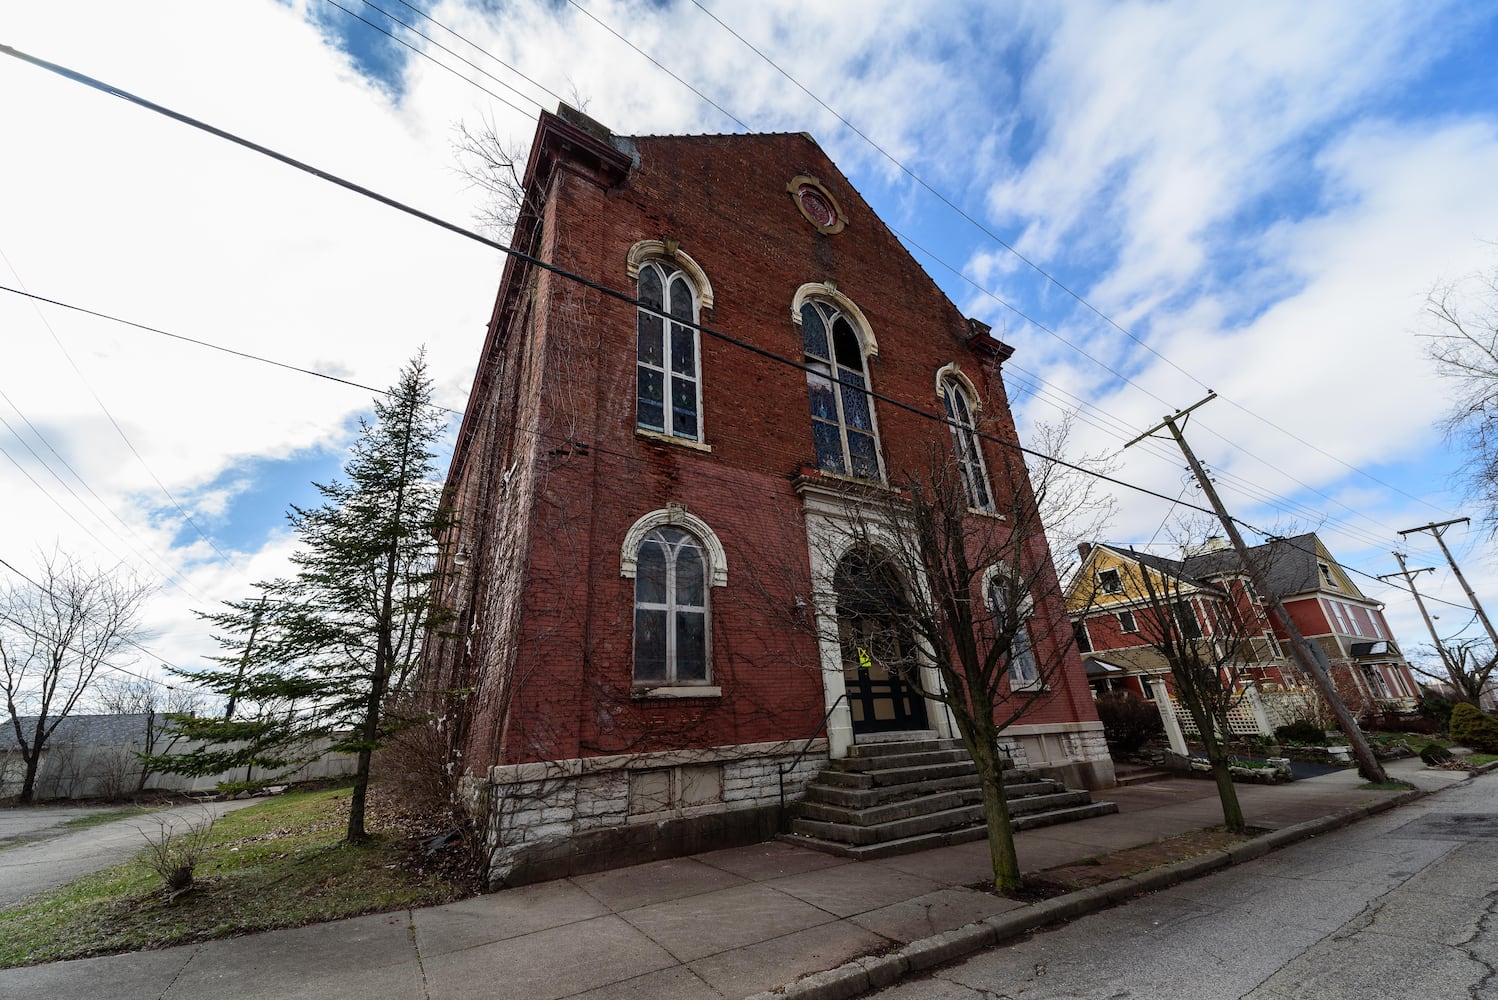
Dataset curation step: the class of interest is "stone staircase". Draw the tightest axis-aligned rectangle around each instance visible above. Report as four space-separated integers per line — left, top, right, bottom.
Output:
781 732 1118 860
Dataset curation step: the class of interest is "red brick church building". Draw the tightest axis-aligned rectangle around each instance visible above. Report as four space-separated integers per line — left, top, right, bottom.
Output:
422 107 1112 885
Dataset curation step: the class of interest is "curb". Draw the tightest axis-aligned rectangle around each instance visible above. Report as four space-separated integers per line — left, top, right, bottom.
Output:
745 785 1431 1000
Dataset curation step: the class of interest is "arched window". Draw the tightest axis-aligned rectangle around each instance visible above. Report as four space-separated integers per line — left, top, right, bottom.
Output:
939 373 992 511
987 569 1039 690
636 261 701 441
632 526 709 684
800 300 882 481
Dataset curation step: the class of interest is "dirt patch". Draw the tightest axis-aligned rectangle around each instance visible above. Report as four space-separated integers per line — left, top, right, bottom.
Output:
1036 828 1255 890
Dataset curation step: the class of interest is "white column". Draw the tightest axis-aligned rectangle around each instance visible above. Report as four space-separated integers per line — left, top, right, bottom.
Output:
812 590 855 759
1156 691 1190 757
1244 685 1273 735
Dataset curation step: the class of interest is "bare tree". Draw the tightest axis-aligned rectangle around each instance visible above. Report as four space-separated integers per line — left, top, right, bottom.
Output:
793 432 1089 893
1414 637 1498 709
1026 412 1121 585
452 113 535 242
1115 546 1267 833
92 675 203 792
1422 260 1498 531
0 554 151 803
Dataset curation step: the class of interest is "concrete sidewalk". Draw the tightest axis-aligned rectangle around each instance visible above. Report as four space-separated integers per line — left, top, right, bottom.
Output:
0 758 1479 1000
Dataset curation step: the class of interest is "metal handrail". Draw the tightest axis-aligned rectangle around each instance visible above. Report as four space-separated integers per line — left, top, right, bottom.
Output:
777 693 850 830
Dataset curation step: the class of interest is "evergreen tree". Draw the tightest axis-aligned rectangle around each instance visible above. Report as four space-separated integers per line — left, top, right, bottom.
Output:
154 355 447 842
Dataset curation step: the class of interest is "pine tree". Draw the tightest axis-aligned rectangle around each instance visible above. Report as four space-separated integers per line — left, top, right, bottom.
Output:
155 355 448 842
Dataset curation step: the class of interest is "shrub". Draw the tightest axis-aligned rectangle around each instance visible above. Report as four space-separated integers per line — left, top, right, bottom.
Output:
1419 742 1455 765
1449 703 1498 752
1274 720 1329 745
1417 691 1456 731
142 812 216 896
1094 691 1164 755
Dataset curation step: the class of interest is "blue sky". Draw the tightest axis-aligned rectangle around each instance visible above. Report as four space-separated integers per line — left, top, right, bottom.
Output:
3 0 1498 681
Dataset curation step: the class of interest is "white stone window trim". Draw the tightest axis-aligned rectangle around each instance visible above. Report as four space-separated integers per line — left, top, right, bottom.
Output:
636 427 714 453
935 363 995 513
982 564 1045 692
794 288 888 483
631 685 724 700
633 257 707 443
621 507 729 588
626 240 714 309
791 283 879 357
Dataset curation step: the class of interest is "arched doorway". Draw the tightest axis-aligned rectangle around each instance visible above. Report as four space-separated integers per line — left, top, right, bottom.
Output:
833 550 929 733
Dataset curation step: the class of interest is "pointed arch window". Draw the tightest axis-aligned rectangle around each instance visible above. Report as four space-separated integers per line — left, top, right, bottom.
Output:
636 261 701 441
987 569 1040 690
940 374 992 511
800 301 882 481
632 526 709 684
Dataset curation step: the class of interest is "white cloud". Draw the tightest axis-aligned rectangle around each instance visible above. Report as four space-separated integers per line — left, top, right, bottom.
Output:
3 0 1496 683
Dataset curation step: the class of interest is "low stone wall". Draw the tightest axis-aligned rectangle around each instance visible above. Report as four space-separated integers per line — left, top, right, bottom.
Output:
479 739 829 887
1001 721 1115 790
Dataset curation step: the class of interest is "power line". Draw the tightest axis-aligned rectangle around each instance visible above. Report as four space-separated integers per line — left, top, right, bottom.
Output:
564 0 748 131
321 0 541 118
0 247 235 567
685 1 1450 521
0 554 183 688
1 44 1451 625
323 2 1444 558
0 284 462 417
389 0 570 108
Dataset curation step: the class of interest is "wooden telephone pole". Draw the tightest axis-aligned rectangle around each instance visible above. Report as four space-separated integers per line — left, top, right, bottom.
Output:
1398 518 1498 650
1126 393 1389 782
1378 554 1453 676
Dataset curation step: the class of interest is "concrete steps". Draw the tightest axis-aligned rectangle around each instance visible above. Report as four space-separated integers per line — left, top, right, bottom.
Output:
782 733 1118 860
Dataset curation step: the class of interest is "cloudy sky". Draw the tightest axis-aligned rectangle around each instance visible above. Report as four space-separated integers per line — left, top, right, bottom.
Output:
3 0 1497 692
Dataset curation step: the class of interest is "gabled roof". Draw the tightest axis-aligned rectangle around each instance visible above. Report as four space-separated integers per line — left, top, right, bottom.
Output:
0 713 155 751
1086 533 1362 603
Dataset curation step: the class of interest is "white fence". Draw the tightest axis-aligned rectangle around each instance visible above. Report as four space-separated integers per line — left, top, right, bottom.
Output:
1160 686 1334 742
1 736 355 801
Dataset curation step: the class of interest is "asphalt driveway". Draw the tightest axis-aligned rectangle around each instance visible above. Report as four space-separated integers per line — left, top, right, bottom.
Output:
0 799 252 909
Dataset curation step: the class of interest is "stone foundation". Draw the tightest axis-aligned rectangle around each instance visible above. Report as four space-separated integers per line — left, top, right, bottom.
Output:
478 740 828 886
1001 721 1115 789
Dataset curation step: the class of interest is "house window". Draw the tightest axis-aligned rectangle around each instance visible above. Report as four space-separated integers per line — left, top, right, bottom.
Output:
988 569 1039 689
1073 621 1092 654
633 526 709 685
1318 561 1339 590
636 261 701 441
801 300 882 481
1139 675 1156 700
1174 602 1202 639
939 373 992 511
1361 664 1390 699
1117 610 1138 634
1098 569 1122 594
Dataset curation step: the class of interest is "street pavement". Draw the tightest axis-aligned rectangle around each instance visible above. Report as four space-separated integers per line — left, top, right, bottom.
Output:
864 767 1498 999
0 758 1482 1000
0 799 252 909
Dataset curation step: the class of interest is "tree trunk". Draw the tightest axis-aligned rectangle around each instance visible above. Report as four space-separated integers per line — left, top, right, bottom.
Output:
18 750 40 804
1198 722 1245 833
971 731 1022 892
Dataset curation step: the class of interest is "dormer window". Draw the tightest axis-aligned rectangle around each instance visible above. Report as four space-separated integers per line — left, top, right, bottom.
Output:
1318 562 1339 589
1098 569 1122 594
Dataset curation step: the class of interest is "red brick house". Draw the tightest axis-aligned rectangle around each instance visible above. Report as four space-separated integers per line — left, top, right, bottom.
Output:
1067 535 1421 731
422 107 1111 885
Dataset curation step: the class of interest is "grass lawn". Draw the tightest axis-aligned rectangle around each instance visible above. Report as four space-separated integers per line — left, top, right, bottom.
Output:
59 805 153 830
0 785 476 968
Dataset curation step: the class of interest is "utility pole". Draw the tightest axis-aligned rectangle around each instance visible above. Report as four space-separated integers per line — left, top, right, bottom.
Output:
1398 518 1498 649
1126 393 1389 782
1379 555 1453 676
